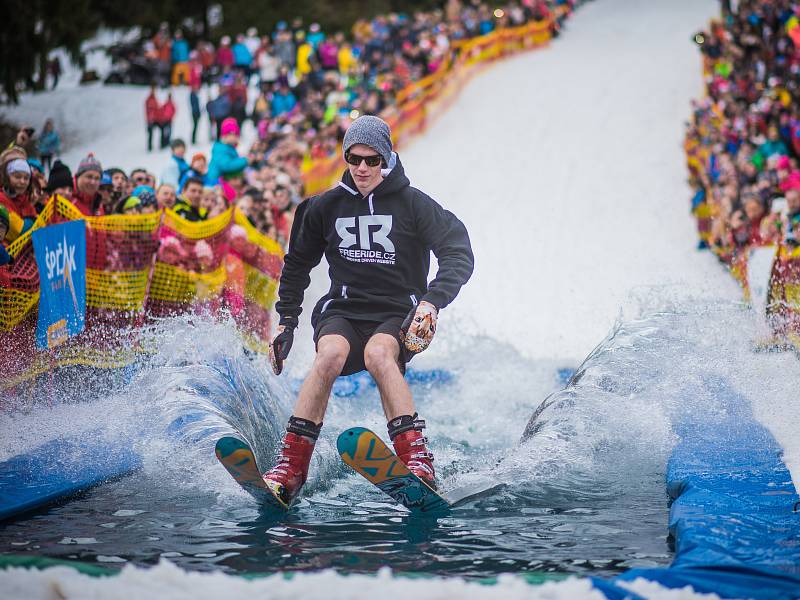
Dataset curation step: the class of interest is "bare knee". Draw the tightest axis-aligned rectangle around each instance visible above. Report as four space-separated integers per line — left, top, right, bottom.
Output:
364 336 399 376
314 336 349 381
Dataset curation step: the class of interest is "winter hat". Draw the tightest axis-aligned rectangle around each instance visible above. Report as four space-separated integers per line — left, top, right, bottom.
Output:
131 185 157 207
777 155 791 170
342 115 392 166
220 118 240 137
47 160 72 192
191 152 206 164
105 167 127 179
780 171 800 192
122 196 142 212
220 179 236 203
6 159 31 176
27 158 44 174
76 153 102 178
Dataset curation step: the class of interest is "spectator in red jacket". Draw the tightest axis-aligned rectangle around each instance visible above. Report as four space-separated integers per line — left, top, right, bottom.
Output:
145 86 159 152
71 154 106 216
0 155 37 236
159 93 177 149
216 36 235 71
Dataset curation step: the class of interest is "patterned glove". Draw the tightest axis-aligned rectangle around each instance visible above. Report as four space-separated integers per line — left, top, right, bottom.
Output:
401 301 438 354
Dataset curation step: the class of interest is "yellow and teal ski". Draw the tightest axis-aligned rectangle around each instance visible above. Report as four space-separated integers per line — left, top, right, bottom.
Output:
215 436 289 512
337 427 450 514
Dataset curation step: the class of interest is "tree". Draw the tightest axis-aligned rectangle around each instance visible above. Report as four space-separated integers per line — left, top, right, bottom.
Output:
0 0 442 103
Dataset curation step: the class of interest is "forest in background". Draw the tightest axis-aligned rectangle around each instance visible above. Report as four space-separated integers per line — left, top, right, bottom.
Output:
1 0 441 103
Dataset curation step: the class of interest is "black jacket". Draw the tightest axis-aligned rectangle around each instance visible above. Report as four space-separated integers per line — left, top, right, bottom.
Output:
276 155 474 328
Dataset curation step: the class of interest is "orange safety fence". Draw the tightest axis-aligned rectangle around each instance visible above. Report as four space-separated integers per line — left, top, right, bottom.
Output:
302 18 554 196
0 196 283 389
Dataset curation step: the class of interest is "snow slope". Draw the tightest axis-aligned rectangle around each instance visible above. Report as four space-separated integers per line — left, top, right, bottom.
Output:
401 0 740 362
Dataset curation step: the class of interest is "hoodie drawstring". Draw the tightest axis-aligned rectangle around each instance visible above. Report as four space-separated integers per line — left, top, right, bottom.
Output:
368 193 374 216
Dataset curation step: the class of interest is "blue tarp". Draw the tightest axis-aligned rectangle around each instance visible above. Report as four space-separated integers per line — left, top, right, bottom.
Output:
593 377 800 599
0 434 140 522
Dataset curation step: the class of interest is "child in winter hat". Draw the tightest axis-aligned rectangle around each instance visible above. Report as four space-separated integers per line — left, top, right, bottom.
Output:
47 160 73 194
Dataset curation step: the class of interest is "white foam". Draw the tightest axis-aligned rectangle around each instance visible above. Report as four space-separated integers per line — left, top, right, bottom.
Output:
0 560 709 600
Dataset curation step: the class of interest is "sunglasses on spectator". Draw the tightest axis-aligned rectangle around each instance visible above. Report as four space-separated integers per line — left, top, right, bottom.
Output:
133 176 148 183
345 152 383 167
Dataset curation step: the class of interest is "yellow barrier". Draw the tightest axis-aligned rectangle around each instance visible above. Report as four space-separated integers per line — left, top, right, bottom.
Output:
0 196 283 389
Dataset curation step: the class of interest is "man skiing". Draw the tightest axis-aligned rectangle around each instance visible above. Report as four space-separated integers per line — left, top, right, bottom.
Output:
266 115 474 504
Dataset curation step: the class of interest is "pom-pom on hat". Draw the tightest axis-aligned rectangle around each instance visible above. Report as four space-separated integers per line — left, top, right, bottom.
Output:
76 153 103 178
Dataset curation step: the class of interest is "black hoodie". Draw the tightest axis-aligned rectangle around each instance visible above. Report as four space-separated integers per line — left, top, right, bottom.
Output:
276 155 474 329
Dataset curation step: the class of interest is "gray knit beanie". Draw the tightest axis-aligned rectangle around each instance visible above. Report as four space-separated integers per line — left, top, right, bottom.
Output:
76 153 103 178
342 115 393 166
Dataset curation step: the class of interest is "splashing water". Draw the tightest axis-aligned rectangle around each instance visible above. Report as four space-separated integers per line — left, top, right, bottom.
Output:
3 287 792 580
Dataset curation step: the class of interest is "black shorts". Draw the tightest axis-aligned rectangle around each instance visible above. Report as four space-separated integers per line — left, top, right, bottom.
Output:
313 316 408 377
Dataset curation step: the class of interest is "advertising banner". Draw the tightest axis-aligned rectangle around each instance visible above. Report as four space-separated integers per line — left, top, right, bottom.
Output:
32 220 87 349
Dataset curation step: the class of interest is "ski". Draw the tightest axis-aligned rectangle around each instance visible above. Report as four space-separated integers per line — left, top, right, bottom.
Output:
215 436 289 512
337 427 451 515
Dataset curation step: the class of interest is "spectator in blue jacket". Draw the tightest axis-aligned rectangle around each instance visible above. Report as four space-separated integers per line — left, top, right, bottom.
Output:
271 84 297 117
307 22 325 49
37 119 61 173
160 138 190 188
171 30 191 85
232 34 253 79
206 118 248 185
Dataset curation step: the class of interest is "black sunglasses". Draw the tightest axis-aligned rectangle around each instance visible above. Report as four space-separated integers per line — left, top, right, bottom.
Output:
345 152 383 167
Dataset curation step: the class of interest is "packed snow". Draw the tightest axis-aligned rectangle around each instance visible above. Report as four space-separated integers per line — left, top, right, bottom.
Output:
0 560 721 600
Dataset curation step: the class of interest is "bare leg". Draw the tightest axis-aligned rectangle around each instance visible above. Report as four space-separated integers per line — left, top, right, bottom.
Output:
292 334 349 424
363 334 414 420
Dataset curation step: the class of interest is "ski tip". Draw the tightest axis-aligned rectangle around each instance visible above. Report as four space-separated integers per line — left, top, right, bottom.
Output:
215 436 249 459
336 427 373 454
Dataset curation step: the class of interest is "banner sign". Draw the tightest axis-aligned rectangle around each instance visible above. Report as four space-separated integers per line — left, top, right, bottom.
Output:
32 220 87 349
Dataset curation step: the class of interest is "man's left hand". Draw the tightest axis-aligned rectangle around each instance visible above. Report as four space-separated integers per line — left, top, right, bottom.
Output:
401 301 438 354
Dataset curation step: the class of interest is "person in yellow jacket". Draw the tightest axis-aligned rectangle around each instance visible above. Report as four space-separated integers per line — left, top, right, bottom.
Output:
0 204 25 246
295 32 313 80
338 41 357 75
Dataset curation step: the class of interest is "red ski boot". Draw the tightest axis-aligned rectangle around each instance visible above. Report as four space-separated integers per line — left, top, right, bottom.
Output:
388 414 436 489
263 417 320 505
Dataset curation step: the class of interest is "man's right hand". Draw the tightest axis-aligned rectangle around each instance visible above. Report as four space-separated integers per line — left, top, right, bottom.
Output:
269 325 295 375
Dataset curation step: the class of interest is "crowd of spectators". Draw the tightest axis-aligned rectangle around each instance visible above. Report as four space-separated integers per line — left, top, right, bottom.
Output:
1 0 576 271
686 0 800 262
0 113 302 255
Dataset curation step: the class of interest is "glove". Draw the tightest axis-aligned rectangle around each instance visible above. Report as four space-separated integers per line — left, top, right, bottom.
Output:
269 325 295 375
400 301 438 354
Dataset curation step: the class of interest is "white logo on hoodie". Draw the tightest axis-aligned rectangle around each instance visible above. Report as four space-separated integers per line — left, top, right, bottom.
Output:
335 215 396 264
